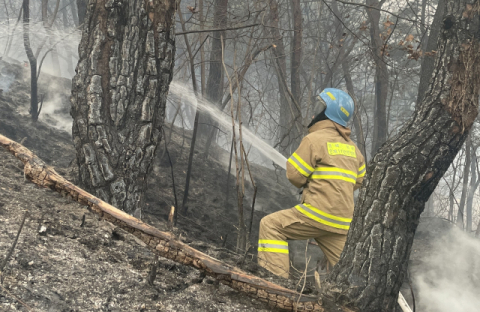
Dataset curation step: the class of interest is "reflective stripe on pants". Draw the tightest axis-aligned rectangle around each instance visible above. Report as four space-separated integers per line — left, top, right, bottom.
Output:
258 208 347 279
295 203 351 230
258 240 289 254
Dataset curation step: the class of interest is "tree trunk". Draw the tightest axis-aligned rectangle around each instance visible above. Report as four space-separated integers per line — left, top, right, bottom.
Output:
62 0 74 77
76 0 87 26
177 6 200 214
269 0 297 156
466 144 478 232
289 0 303 151
343 61 366 159
198 0 228 138
42 0 48 21
331 0 365 157
70 0 79 27
366 0 389 155
457 135 471 229
417 0 446 105
323 1 480 310
22 0 38 122
449 162 457 221
70 0 176 215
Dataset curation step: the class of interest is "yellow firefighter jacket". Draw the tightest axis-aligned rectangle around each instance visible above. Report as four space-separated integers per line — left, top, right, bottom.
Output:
286 120 366 234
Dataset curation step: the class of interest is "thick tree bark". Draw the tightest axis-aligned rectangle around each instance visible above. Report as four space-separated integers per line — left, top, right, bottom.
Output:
71 0 176 215
323 1 480 311
0 133 324 311
366 0 389 155
22 0 38 122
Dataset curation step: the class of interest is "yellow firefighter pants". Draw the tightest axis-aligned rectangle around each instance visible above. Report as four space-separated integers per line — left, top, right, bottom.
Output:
258 207 347 278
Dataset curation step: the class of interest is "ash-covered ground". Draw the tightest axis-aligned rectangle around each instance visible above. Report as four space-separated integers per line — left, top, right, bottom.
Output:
0 147 276 312
0 59 311 312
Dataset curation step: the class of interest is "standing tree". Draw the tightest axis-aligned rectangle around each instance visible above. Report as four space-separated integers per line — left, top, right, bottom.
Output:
366 0 389 154
22 0 38 121
323 0 480 311
71 0 176 215
77 0 87 25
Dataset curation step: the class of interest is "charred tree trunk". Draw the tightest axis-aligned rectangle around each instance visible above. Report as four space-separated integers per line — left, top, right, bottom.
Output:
269 0 295 156
198 0 228 138
290 0 302 103
42 0 48 20
22 0 38 122
62 0 74 77
323 1 480 310
466 144 478 232
366 0 389 155
70 0 176 215
417 0 446 105
177 7 200 214
343 61 366 159
70 0 79 27
457 135 471 228
288 0 303 151
76 0 87 26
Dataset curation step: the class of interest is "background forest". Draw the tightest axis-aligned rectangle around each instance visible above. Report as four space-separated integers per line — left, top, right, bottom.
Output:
2 0 478 230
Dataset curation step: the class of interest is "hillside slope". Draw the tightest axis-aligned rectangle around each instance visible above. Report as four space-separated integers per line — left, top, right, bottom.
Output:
0 147 272 311
2 59 479 311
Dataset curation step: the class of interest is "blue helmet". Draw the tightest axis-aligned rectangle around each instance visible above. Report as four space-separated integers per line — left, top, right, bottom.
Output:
318 88 354 127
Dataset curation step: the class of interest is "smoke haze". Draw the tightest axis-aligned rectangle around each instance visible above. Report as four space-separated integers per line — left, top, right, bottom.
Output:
415 227 480 312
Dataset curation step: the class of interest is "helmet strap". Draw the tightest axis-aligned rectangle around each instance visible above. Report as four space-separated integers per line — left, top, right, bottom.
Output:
308 111 328 128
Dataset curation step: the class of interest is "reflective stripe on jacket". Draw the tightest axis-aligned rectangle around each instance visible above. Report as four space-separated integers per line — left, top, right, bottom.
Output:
286 120 366 234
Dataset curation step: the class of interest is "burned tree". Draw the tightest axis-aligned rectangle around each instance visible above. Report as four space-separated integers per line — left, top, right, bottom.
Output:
22 0 38 122
322 1 480 311
71 0 176 215
77 0 87 25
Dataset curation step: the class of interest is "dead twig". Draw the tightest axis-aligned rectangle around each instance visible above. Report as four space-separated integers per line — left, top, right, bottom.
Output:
0 284 35 312
0 211 28 282
295 240 311 311
162 128 179 225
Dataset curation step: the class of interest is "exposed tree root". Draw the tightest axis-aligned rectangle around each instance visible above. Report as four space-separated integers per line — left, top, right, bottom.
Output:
0 133 325 311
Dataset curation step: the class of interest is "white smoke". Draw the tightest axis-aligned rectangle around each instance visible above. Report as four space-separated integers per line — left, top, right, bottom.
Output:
168 81 288 169
415 227 480 312
38 91 72 133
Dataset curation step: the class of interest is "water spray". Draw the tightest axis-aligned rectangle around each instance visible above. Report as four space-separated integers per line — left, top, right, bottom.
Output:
169 81 288 169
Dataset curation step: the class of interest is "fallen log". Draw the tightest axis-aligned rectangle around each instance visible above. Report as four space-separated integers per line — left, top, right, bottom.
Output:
0 134 323 311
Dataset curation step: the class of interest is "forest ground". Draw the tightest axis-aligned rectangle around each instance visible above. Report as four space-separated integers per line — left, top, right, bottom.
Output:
0 59 474 311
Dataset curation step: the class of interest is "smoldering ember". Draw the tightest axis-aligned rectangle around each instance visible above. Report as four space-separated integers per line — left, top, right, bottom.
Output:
1 1 480 311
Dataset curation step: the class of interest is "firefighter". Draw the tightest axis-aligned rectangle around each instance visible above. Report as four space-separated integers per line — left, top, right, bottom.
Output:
258 88 366 278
